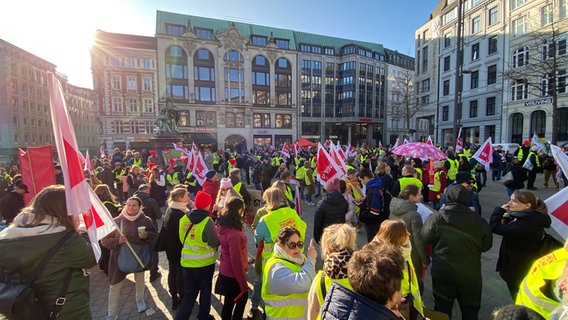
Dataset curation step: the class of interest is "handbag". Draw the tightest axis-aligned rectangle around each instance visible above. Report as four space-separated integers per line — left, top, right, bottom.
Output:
539 231 563 257
117 242 151 274
522 158 534 171
501 171 514 186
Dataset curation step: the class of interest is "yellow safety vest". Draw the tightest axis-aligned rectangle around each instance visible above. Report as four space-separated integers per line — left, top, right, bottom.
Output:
234 181 242 193
167 172 180 185
260 207 306 266
271 157 280 167
528 152 541 167
296 167 306 180
402 259 425 317
398 177 423 191
447 159 459 180
314 270 352 319
284 184 294 203
415 168 423 181
185 172 197 187
212 153 220 164
430 171 443 192
516 248 568 319
262 257 308 319
133 158 142 166
179 216 216 268
517 148 525 161
460 148 472 159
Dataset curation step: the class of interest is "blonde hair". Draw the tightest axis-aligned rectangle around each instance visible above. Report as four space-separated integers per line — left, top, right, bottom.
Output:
262 187 287 211
321 224 357 260
374 220 410 246
271 181 287 193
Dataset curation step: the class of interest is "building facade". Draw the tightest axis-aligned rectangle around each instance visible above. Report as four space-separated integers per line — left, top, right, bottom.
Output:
418 0 567 146
0 40 97 161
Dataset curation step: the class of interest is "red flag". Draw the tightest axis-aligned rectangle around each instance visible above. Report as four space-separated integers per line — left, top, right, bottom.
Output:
472 137 493 171
18 145 55 205
324 140 331 148
192 153 208 186
316 143 344 185
48 73 91 215
347 144 357 157
294 143 301 158
456 127 463 153
329 144 348 176
426 136 433 146
281 143 290 159
84 187 117 260
336 141 347 162
548 187 568 240
173 142 189 154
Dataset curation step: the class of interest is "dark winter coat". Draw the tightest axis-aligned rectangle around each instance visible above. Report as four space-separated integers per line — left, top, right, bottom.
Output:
313 190 348 243
490 207 551 286
320 282 401 320
505 164 527 190
162 207 186 262
133 191 162 227
422 185 492 281
0 191 25 224
389 197 429 270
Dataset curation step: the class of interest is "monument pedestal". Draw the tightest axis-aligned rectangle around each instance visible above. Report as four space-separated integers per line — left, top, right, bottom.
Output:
150 134 183 166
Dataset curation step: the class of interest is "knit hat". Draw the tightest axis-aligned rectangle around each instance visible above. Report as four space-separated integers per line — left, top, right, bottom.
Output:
205 170 217 179
455 171 473 184
220 177 233 189
523 140 531 146
325 178 340 192
194 191 212 209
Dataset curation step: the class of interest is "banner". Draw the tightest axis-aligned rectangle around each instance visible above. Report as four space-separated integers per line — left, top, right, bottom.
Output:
18 145 55 205
472 137 493 171
316 143 344 185
547 187 568 241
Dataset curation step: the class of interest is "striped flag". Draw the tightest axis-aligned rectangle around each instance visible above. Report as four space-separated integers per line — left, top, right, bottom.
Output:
472 137 493 171
281 143 290 159
456 127 463 153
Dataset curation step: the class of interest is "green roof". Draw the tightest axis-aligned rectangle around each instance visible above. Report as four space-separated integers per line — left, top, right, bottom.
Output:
156 10 384 54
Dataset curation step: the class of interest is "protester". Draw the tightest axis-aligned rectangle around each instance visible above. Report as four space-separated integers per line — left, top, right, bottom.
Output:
489 189 551 299
307 223 357 320
0 183 29 224
504 158 527 196
126 165 147 198
201 170 220 215
428 160 447 210
526 146 542 190
229 167 252 207
175 191 220 320
213 178 241 216
303 161 316 205
94 184 120 275
440 171 482 215
358 168 390 242
133 184 163 282
149 167 167 208
0 185 97 319
260 157 274 192
340 179 358 225
216 197 248 320
313 177 348 244
422 184 493 320
261 227 317 319
491 145 506 182
542 155 559 189
391 165 423 198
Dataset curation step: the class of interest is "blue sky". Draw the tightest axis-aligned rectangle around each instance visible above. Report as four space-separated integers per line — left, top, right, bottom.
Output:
2 0 439 89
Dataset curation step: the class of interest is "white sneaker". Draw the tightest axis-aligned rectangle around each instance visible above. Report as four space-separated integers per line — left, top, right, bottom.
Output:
136 300 147 313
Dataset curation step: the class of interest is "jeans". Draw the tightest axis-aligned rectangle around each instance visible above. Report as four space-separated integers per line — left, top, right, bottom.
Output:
491 169 502 181
250 273 262 309
175 264 215 320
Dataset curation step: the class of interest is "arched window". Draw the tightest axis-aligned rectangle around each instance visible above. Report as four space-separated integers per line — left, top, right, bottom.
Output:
193 49 216 102
275 58 292 107
511 113 524 143
530 110 546 137
165 46 188 100
512 46 529 68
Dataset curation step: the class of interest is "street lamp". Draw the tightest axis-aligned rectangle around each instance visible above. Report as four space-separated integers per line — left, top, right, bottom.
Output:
452 0 464 146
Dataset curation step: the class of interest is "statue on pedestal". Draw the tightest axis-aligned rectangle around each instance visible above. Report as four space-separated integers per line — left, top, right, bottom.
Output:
155 98 180 135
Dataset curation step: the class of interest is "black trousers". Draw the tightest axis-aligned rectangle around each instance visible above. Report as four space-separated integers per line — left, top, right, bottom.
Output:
218 274 248 320
432 272 482 320
167 257 184 300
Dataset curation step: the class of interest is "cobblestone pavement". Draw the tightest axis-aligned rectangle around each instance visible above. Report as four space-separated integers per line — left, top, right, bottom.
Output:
89 174 565 319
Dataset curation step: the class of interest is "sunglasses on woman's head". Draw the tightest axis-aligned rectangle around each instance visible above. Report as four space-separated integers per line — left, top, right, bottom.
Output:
285 241 304 249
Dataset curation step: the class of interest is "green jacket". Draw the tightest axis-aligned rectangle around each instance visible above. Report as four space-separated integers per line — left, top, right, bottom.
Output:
0 230 97 319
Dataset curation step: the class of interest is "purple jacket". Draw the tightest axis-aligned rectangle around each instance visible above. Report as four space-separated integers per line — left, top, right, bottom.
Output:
217 225 248 291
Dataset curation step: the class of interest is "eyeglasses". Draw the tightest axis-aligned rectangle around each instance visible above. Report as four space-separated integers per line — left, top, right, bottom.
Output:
466 180 475 185
285 241 304 250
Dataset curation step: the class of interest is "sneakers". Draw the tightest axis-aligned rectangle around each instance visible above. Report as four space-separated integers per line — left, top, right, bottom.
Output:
149 271 161 282
136 300 147 313
307 202 315 206
247 308 263 320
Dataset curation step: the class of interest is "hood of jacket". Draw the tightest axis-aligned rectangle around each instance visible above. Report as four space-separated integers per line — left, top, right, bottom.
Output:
0 230 68 270
366 176 383 189
188 208 210 224
512 210 552 228
133 190 151 201
389 197 417 217
322 190 348 205
446 184 469 205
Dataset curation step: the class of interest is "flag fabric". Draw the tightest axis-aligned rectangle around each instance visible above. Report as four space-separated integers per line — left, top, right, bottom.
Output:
173 142 189 154
99 146 105 158
403 138 409 144
316 143 344 185
84 150 93 175
329 144 348 176
192 152 209 186
336 141 347 162
547 186 568 241
84 187 117 260
472 137 493 171
324 140 331 149
346 144 357 157
294 143 300 158
532 133 545 152
456 127 463 153
281 143 290 159
426 136 433 146
290 175 303 218
392 138 400 150
378 140 383 149
552 145 568 179
18 145 55 205
48 73 91 216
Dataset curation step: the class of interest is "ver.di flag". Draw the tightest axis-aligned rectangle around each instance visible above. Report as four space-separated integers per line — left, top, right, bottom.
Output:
281 143 290 159
472 136 493 171
329 143 348 176
192 152 209 186
456 127 463 153
316 142 344 185
547 186 568 241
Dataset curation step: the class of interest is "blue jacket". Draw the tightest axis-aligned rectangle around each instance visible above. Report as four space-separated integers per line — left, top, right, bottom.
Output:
320 282 401 320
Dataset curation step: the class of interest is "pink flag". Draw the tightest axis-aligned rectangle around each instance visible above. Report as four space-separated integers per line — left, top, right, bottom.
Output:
281 143 290 159
472 137 493 171
378 140 383 149
392 138 400 150
426 136 433 146
294 143 300 158
456 127 463 153
192 152 209 186
18 145 55 205
316 143 344 185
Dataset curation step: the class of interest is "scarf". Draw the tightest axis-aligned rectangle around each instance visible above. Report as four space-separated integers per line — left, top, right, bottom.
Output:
273 242 306 266
0 213 67 239
400 243 412 262
169 201 190 212
323 248 353 279
119 208 143 222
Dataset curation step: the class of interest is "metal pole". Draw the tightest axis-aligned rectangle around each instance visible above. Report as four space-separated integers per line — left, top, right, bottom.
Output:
453 0 464 145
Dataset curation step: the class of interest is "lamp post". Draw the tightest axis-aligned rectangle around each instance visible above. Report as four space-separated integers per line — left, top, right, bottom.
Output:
453 0 464 145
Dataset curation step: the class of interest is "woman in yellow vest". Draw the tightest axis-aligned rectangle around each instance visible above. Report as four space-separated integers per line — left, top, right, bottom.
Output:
262 227 317 320
307 223 357 320
374 220 425 319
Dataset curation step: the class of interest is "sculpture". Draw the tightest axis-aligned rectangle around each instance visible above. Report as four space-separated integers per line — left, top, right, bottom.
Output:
155 98 180 135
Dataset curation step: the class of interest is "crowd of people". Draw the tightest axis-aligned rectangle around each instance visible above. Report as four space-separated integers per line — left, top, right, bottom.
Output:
0 140 567 320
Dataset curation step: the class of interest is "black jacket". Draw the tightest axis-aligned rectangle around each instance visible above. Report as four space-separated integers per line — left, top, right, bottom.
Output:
490 207 551 286
133 191 162 227
422 185 492 281
0 191 25 224
162 207 185 262
313 190 348 243
506 164 527 190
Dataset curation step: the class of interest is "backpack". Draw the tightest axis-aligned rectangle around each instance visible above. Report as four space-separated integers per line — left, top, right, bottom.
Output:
0 232 72 320
359 186 391 224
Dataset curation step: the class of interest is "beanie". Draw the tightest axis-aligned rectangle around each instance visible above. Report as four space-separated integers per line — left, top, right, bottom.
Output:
325 178 340 192
205 170 217 179
220 177 233 189
455 171 473 184
523 140 531 146
194 191 212 209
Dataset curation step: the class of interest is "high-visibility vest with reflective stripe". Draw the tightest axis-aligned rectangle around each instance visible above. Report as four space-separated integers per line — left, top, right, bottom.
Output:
447 159 459 180
402 259 424 317
528 152 541 167
234 181 242 193
347 181 362 214
284 185 294 203
133 158 142 166
179 215 216 268
460 148 472 159
517 148 525 161
415 168 423 181
212 153 220 164
261 207 306 266
271 157 280 167
262 257 309 319
430 171 443 192
185 172 197 187
167 172 180 185
296 167 306 180
398 177 423 191
314 270 351 318
516 248 568 319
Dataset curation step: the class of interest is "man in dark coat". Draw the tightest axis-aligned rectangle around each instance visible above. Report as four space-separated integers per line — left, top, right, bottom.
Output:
134 184 163 282
97 162 117 194
0 184 29 224
313 178 348 243
422 184 492 320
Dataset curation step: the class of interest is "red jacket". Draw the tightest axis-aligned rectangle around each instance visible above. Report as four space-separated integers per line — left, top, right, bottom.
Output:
201 178 219 215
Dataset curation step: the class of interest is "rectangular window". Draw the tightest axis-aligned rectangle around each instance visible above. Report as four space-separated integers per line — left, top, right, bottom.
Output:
127 76 137 90
443 80 450 96
324 47 335 55
511 0 526 10
541 4 553 26
442 105 449 121
422 79 430 93
488 36 498 54
195 87 215 102
562 0 567 19
142 77 152 91
444 33 452 48
469 100 478 118
275 39 289 49
471 16 481 34
253 113 271 128
487 65 497 84
112 97 123 112
486 97 496 116
195 28 213 40
470 71 479 89
512 16 527 37
166 24 185 36
142 99 153 113
558 39 567 56
196 111 216 127
127 98 138 113
422 46 429 73
443 56 451 71
511 79 528 101
559 69 567 94
471 43 480 60
488 7 499 26
111 75 121 90
226 112 245 128
275 114 292 128
251 35 267 46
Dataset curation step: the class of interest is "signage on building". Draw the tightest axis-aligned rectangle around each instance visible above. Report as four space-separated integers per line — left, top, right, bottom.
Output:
302 135 320 139
255 130 269 134
524 98 553 107
196 128 216 132
359 118 372 122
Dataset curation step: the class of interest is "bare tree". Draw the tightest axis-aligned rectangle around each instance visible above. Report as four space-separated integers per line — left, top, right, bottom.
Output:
503 11 568 145
388 68 426 132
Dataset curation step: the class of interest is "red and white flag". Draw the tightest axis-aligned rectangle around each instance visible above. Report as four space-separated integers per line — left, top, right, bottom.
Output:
403 138 409 144
294 143 300 158
335 141 347 162
472 137 493 171
85 188 117 260
547 186 568 241
99 146 105 158
456 127 463 153
552 145 568 181
290 175 303 218
378 140 383 149
329 144 348 176
324 140 331 149
173 142 189 154
49 73 115 260
281 143 290 159
392 138 400 150
84 150 93 175
316 143 344 185
192 152 209 186
426 136 433 146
